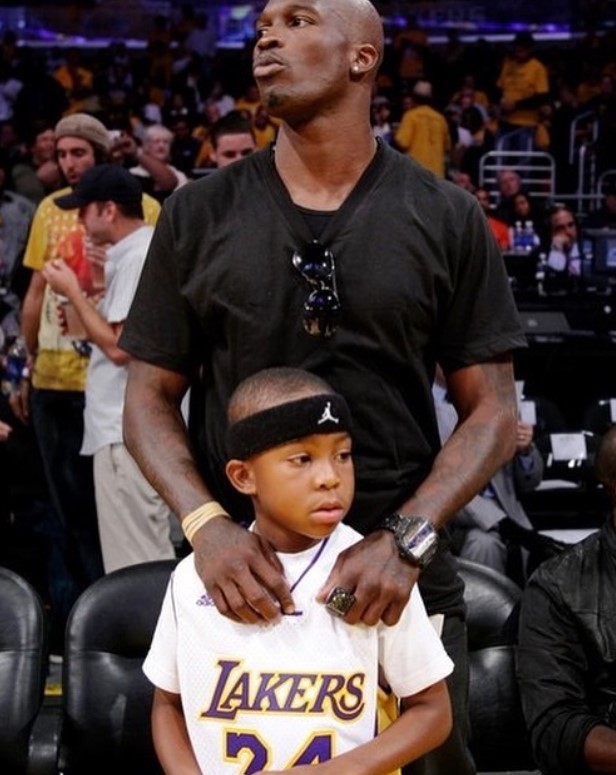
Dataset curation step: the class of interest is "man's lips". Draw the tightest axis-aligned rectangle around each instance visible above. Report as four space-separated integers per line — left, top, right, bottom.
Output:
253 55 285 77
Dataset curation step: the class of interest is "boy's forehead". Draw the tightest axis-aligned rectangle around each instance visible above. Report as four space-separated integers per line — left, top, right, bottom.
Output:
227 392 353 461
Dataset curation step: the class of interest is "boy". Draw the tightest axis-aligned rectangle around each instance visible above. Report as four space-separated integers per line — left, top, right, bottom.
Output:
143 367 453 774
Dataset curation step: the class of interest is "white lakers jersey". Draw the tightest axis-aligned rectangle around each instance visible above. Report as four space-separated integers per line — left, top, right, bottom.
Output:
143 523 452 773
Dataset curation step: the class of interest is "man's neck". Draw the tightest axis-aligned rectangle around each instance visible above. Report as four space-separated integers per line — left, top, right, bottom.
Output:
110 219 146 246
273 122 377 211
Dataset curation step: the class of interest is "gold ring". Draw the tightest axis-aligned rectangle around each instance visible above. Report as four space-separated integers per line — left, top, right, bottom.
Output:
325 586 356 618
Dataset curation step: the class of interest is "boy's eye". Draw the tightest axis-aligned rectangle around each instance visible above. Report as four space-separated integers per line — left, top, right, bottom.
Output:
289 454 310 465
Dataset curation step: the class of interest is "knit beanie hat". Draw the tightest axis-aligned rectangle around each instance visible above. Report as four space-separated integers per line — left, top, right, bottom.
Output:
54 113 112 154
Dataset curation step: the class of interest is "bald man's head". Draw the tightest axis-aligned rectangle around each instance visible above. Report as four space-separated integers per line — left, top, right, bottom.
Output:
345 0 384 68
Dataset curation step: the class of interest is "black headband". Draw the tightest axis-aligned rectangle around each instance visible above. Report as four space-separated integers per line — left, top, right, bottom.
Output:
226 393 353 460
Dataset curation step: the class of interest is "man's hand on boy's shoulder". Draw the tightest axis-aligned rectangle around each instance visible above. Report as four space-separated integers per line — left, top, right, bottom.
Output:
317 530 419 626
192 516 294 623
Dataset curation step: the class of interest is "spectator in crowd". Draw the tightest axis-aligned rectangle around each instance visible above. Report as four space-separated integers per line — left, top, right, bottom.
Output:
0 148 36 335
11 50 69 133
510 191 543 247
168 115 202 176
433 366 545 582
10 120 62 204
209 111 256 169
184 12 217 79
11 113 160 645
517 424 616 775
496 31 550 152
252 104 278 149
144 366 453 775
585 182 616 230
444 102 474 172
0 60 22 123
235 82 262 119
41 165 176 573
204 79 236 118
393 15 428 91
474 186 510 250
549 80 586 195
494 168 535 226
52 47 97 116
129 123 189 202
395 79 451 178
371 95 394 144
544 202 582 280
120 0 525 772
11 113 111 633
584 73 616 176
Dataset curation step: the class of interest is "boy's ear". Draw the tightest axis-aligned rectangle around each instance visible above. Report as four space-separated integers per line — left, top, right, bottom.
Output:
225 459 257 495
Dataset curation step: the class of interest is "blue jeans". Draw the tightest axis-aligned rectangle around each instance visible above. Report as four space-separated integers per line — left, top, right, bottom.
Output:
30 388 104 594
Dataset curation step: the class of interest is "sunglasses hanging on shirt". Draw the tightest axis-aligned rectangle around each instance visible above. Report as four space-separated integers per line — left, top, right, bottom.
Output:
292 241 341 338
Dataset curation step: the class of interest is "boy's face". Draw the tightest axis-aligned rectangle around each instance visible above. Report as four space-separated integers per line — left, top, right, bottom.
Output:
229 431 354 553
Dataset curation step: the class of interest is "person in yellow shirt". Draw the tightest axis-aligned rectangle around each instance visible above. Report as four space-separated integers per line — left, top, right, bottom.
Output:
10 113 160 649
497 32 550 152
252 104 279 149
395 80 451 178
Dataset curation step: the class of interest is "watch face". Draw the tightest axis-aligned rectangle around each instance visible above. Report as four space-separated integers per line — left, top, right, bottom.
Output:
398 517 438 568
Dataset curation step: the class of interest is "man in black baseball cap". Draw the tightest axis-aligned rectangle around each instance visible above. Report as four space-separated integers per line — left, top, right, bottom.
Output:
54 163 143 211
42 162 176 576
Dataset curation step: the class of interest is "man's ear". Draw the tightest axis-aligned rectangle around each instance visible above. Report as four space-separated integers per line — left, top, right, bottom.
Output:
225 459 257 495
349 42 380 75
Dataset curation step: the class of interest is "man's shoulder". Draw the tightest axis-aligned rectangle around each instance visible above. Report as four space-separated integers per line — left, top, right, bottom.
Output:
38 186 72 211
2 189 36 216
530 528 603 593
28 186 72 225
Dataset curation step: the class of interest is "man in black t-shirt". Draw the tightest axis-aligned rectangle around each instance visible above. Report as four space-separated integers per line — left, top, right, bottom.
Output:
120 1 525 772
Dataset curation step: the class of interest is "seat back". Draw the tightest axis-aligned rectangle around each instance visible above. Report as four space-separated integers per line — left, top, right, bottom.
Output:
582 398 616 436
60 560 177 775
456 558 535 772
0 566 47 775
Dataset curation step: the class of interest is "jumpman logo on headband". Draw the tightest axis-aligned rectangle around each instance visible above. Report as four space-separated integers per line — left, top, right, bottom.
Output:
318 401 339 425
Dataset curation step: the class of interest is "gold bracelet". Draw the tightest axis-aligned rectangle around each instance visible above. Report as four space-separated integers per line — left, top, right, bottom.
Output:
182 501 230 546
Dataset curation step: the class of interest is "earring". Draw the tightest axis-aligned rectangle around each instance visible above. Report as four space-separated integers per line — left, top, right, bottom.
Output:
352 63 359 73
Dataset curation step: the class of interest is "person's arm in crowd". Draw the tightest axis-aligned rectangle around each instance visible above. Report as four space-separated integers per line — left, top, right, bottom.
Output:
253 680 452 775
8 270 46 423
41 259 128 364
123 359 294 623
118 132 180 191
517 572 611 774
136 148 180 191
151 687 201 775
317 354 518 626
512 421 544 493
20 270 45 357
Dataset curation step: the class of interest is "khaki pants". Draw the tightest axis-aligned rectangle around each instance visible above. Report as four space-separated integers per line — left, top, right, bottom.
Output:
94 443 176 573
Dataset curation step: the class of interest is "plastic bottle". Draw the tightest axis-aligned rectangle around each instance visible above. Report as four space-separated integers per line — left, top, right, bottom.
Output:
1 336 28 396
513 221 524 253
523 221 537 252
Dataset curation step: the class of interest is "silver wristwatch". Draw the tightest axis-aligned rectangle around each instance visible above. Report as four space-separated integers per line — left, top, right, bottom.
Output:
379 514 439 569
